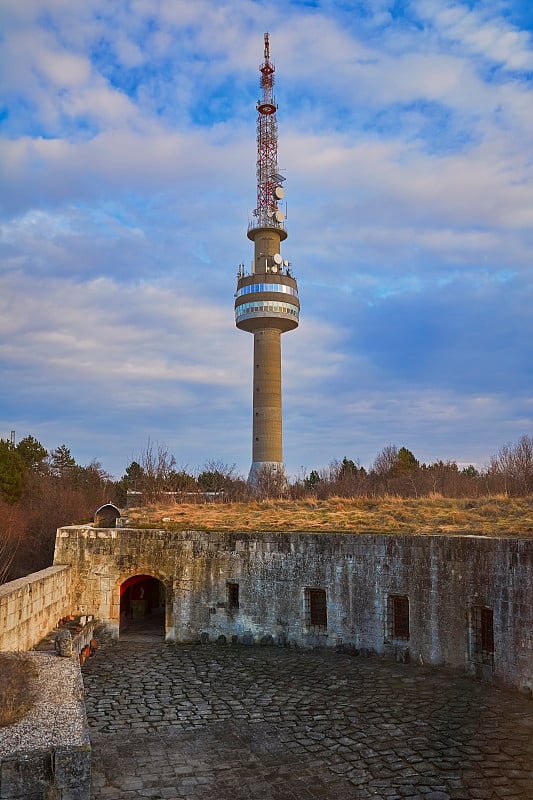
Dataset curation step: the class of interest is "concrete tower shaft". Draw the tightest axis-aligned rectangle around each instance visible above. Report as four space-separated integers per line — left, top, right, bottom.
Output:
252 328 282 465
235 33 299 485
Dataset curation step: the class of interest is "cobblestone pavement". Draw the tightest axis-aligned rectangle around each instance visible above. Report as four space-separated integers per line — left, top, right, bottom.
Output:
82 630 533 800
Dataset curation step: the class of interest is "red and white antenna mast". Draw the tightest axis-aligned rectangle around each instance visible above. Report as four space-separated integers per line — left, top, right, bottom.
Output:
254 32 284 228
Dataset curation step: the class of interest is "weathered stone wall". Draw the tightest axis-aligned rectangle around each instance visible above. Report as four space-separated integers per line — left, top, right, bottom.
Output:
54 527 533 693
0 652 91 800
0 566 72 652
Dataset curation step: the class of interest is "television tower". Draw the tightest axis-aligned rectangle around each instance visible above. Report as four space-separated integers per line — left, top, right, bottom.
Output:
235 33 300 485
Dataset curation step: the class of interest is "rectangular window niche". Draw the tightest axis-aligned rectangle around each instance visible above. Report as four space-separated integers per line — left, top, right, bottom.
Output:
386 594 410 641
226 582 239 610
304 587 327 630
470 605 494 668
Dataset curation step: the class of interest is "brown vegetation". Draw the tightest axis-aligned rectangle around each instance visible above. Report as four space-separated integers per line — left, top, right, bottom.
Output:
0 654 37 727
127 495 533 537
0 438 117 583
0 501 24 584
12 471 113 579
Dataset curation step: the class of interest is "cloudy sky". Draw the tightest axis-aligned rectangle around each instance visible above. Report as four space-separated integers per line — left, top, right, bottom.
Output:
1 0 532 480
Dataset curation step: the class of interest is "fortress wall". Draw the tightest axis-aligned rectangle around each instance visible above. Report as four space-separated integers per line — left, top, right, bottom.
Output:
0 653 91 800
0 565 72 652
54 528 532 692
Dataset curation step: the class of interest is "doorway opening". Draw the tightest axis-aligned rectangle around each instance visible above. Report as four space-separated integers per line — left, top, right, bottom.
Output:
119 575 165 639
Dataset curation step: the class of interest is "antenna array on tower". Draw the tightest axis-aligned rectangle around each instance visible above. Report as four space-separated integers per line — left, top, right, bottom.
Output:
252 32 285 231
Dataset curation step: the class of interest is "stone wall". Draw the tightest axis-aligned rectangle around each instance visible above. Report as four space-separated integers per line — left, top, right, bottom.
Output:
0 652 91 800
0 566 72 652
54 527 533 693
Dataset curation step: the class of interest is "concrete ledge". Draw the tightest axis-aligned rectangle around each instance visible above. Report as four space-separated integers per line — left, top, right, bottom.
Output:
0 652 90 800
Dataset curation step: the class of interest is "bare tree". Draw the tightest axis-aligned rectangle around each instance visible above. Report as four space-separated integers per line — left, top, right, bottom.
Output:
371 445 399 476
253 464 288 499
489 434 533 495
138 440 177 502
0 501 24 584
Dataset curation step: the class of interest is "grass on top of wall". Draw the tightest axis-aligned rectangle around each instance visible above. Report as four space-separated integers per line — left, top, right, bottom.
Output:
126 495 533 537
0 653 37 727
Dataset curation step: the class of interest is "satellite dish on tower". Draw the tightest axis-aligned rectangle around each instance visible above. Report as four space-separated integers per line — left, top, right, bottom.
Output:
274 210 285 223
273 253 283 265
274 186 284 200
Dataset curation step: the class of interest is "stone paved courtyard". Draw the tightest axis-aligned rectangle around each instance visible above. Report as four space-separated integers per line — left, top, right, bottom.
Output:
82 626 533 800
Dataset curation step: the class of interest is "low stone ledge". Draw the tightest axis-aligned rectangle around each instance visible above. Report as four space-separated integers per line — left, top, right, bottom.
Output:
0 652 90 800
34 615 98 662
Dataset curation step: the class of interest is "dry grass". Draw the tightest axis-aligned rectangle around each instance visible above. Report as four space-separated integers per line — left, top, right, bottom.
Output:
0 653 37 727
126 495 533 537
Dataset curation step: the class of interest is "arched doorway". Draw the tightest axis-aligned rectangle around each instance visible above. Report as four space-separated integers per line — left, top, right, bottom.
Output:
119 575 165 639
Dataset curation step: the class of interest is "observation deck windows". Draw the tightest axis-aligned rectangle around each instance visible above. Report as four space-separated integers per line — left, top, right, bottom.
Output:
236 283 299 298
235 300 299 322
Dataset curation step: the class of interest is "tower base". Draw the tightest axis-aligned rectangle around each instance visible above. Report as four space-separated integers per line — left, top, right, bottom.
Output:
248 461 286 490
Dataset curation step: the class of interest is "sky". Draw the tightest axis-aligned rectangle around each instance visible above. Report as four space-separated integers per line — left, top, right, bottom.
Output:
1 0 533 481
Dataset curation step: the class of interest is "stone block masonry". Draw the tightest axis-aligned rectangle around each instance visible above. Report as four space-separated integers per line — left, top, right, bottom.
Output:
0 652 91 800
54 527 533 694
0 566 72 652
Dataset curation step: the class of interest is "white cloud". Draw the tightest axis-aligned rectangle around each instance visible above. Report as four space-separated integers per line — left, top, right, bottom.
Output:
0 272 243 390
39 49 92 87
1 0 533 477
413 0 533 71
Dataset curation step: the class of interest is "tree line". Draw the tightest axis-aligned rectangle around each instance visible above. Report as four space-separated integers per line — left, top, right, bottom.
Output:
296 438 533 500
1 433 532 584
0 437 114 583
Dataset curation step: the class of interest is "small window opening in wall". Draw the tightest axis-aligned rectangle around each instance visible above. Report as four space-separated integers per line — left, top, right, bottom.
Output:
305 587 327 628
227 582 239 610
387 594 409 640
470 605 494 664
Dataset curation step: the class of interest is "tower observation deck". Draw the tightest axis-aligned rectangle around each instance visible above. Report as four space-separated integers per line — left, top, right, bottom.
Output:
235 33 299 485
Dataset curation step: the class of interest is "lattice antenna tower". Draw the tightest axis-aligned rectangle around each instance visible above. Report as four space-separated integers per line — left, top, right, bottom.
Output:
254 32 284 228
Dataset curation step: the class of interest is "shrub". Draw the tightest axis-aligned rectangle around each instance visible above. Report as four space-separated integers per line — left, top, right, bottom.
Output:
0 654 37 727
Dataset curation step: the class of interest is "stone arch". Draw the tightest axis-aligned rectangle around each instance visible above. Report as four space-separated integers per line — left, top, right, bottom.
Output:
114 570 172 640
94 503 121 528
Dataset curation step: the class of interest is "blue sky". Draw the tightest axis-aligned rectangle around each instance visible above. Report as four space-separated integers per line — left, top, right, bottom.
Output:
1 0 532 480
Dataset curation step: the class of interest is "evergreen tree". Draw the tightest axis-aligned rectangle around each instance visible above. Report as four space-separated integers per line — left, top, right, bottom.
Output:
16 435 48 471
0 440 26 503
50 445 77 478
305 469 321 490
115 461 146 505
395 447 419 472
